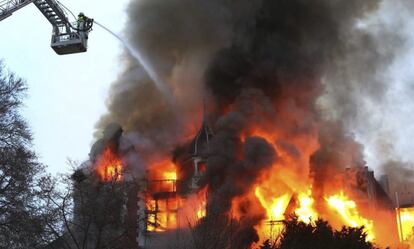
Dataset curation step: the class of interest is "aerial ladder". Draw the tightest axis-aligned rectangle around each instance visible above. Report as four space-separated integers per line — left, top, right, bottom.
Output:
0 0 93 55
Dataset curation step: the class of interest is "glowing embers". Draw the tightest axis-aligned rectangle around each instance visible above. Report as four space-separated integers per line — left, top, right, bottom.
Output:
326 192 375 241
95 147 123 182
396 206 414 242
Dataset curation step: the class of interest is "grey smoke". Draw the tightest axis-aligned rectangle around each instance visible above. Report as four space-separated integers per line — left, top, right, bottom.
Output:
95 0 238 161
94 0 413 246
319 0 414 180
381 160 414 195
310 123 366 202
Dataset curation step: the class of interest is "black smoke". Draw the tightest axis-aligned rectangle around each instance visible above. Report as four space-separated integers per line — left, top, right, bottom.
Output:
95 0 405 247
193 1 379 244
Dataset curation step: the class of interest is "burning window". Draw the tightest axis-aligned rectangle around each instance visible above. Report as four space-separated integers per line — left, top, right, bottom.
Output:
397 206 414 242
143 161 208 233
95 147 123 182
146 195 179 232
145 163 179 232
145 179 179 232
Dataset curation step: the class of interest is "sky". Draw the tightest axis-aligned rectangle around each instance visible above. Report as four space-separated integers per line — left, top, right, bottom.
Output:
0 0 130 174
0 0 413 176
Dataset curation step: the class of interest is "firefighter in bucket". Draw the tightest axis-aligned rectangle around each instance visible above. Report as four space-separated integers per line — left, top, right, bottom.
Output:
77 12 93 39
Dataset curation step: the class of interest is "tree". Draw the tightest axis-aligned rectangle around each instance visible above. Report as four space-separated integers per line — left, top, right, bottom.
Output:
0 61 56 248
270 216 379 249
41 165 142 249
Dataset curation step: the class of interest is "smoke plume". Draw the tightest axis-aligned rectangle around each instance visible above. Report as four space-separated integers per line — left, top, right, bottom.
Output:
95 0 410 246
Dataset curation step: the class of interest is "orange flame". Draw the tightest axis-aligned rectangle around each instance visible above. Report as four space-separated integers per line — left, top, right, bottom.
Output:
295 189 318 224
255 187 290 221
254 187 290 241
146 161 179 232
326 192 375 241
163 171 177 180
95 147 122 182
237 127 384 245
145 160 209 232
196 187 208 219
141 122 398 247
396 206 414 242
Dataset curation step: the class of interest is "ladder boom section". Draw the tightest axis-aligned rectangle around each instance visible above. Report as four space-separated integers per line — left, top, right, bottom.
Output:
0 0 93 55
33 0 68 27
0 0 33 21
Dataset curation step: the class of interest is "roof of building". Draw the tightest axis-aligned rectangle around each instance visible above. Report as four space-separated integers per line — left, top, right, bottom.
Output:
190 112 214 157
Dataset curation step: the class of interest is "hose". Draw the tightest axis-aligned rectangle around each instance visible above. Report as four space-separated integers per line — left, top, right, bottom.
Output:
68 19 94 32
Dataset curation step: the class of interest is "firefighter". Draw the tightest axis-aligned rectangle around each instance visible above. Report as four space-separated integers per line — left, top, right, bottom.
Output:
77 12 87 29
77 12 91 39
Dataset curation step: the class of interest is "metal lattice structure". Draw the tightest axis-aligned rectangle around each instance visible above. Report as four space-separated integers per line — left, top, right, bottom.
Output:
33 0 68 26
0 0 33 21
0 0 68 25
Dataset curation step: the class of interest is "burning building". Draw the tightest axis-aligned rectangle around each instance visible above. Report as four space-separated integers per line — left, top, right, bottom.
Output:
70 116 398 249
69 120 213 249
66 0 413 248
